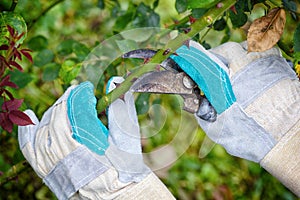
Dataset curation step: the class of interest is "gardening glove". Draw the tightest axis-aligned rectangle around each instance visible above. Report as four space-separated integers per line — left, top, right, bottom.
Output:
171 40 300 196
18 78 175 200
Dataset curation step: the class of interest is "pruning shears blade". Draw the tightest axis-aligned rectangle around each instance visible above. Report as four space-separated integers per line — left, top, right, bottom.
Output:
123 49 217 122
131 70 200 113
131 71 194 94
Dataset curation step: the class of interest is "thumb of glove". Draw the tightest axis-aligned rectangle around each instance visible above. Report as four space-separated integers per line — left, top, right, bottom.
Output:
107 76 141 154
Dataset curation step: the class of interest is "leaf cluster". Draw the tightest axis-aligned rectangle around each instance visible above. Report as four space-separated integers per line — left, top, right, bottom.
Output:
0 23 33 132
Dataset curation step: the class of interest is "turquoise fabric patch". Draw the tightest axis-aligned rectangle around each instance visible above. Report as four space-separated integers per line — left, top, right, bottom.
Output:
67 81 109 155
171 45 236 113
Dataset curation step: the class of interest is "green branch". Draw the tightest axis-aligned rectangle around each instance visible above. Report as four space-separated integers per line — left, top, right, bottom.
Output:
0 160 29 186
97 0 236 113
9 0 18 11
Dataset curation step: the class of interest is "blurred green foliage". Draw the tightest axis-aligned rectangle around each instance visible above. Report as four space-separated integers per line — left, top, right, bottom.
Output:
0 0 299 199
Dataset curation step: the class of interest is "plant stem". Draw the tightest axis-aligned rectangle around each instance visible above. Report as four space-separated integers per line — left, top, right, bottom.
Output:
0 160 29 186
96 0 236 113
9 0 18 11
28 0 65 30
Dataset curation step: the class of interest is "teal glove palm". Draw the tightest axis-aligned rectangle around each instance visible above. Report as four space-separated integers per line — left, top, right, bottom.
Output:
171 41 236 114
67 82 109 155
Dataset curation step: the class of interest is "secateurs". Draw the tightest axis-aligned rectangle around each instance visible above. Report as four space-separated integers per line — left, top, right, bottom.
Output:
122 49 217 122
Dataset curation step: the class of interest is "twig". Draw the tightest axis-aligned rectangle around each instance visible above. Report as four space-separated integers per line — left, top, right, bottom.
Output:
9 0 18 11
0 160 29 186
96 0 237 113
28 0 65 30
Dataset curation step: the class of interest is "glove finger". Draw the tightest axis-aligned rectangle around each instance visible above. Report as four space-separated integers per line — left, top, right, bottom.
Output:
107 77 141 154
18 110 40 169
171 41 236 114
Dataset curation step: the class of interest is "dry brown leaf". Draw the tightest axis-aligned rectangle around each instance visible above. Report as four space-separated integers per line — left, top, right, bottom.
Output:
247 8 286 52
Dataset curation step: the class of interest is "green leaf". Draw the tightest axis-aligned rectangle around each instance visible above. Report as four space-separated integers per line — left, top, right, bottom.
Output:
116 39 138 53
132 3 160 28
27 35 48 51
56 39 77 56
229 8 248 28
59 59 81 84
98 0 105 9
175 0 188 13
283 0 297 13
9 70 33 88
187 0 220 9
200 162 219 182
42 63 60 81
153 0 159 9
191 8 208 18
0 12 27 45
221 26 230 43
213 18 227 31
136 93 150 115
113 12 134 33
33 49 54 67
72 42 90 61
294 23 300 52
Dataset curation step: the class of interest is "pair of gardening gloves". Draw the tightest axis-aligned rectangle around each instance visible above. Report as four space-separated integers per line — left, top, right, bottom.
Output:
18 41 300 199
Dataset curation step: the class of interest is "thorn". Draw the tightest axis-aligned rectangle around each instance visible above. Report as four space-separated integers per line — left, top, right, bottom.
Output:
126 70 132 77
143 57 151 64
163 49 171 56
182 27 191 34
183 39 190 48
114 82 121 88
216 2 223 8
131 77 138 83
119 94 125 101
230 5 237 14
189 16 196 24
155 64 161 71
173 19 179 25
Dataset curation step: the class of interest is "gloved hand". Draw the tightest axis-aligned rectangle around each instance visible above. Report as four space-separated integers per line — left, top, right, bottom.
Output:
172 41 300 196
18 78 175 200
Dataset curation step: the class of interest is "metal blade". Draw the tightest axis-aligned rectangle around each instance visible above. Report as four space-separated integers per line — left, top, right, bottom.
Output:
130 71 195 94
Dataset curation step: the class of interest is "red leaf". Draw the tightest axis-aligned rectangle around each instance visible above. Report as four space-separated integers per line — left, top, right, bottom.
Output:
14 49 22 60
4 89 15 100
0 45 9 51
7 25 15 37
0 112 13 133
20 49 33 63
0 55 10 68
0 75 18 88
189 16 197 24
2 99 23 111
9 110 34 126
9 61 23 71
16 32 25 41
